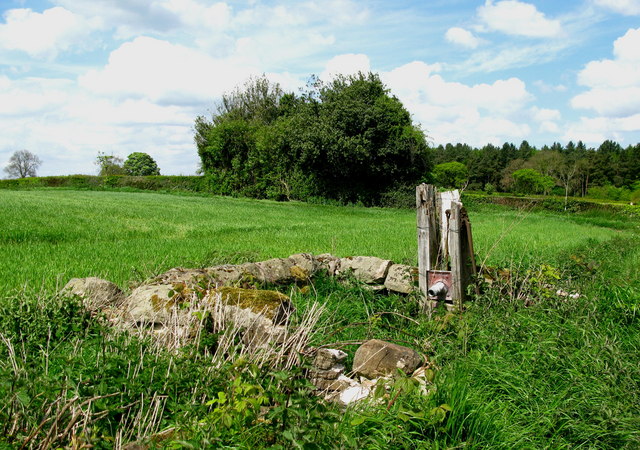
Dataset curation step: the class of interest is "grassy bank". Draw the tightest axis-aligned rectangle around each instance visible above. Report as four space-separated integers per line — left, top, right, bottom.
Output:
1 189 638 448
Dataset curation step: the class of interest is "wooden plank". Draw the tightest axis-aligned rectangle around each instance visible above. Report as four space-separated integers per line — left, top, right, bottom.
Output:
416 184 439 311
448 201 464 309
460 207 480 296
437 189 460 267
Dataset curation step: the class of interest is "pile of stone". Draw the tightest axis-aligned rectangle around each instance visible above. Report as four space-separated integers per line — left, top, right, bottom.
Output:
61 253 426 404
310 339 430 406
62 253 419 332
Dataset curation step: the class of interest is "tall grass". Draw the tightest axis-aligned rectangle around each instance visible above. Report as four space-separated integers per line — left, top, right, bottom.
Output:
0 188 638 448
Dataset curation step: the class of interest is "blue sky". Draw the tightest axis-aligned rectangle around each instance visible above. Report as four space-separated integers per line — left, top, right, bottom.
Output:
1 0 639 176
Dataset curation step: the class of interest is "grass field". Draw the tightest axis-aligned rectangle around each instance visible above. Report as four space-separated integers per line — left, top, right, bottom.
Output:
1 189 639 448
0 189 633 293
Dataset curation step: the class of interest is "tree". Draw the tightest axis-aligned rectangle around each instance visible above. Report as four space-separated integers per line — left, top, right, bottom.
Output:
432 161 468 189
95 152 125 176
3 150 42 178
290 72 429 202
196 72 430 204
512 168 554 195
123 152 160 176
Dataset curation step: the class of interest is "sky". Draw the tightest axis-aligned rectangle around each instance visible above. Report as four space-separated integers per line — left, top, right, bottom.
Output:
1 0 639 176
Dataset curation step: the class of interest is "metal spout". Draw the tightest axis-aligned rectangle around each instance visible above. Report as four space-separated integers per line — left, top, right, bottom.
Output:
428 281 448 298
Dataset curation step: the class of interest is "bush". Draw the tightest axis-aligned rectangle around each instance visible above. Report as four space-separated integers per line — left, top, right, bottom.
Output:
379 184 416 209
587 185 631 201
432 162 468 189
0 175 210 193
484 183 495 195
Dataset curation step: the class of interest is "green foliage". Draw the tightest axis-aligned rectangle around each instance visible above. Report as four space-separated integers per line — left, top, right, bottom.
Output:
484 182 495 195
588 184 632 201
95 152 126 176
0 174 214 192
512 168 554 194
196 72 430 205
123 152 161 176
432 161 469 189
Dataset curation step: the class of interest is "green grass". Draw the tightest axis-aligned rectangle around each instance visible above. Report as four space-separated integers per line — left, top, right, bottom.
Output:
0 189 632 293
0 188 638 448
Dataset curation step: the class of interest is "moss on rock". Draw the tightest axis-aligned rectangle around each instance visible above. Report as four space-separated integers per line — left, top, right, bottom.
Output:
211 286 293 324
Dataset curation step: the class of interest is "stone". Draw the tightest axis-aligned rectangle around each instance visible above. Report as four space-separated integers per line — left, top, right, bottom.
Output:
384 264 419 294
211 286 294 325
123 284 177 326
205 264 247 286
62 277 125 311
314 348 348 370
253 258 295 284
339 384 371 405
242 323 288 348
337 256 393 284
315 253 341 276
353 339 422 379
288 253 318 278
314 375 354 392
149 267 212 288
311 365 345 381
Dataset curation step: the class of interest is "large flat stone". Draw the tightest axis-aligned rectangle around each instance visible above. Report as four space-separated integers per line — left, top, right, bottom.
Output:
384 264 419 294
338 256 393 284
353 339 422 378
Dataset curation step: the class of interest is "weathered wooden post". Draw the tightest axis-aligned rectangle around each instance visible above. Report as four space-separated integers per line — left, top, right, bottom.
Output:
416 184 439 308
416 184 476 312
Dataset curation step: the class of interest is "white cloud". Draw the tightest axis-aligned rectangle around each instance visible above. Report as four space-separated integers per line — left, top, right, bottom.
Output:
568 28 640 141
445 27 481 49
572 28 640 117
593 0 640 15
572 87 640 117
0 77 72 116
530 107 561 133
382 61 534 146
531 106 561 122
54 0 183 39
456 39 569 73
563 114 640 143
320 54 371 81
533 80 567 93
477 0 562 38
0 7 96 59
613 27 640 61
78 36 257 104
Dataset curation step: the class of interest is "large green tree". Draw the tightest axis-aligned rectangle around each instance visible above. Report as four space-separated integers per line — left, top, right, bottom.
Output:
512 168 554 195
123 152 161 176
195 73 430 204
432 161 468 189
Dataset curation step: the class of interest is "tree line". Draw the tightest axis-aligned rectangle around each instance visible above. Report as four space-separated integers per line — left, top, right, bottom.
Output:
196 73 639 206
431 140 640 202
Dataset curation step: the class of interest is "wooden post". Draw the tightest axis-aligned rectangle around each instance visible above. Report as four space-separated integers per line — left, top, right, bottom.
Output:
416 184 438 310
448 201 463 309
417 185 476 313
